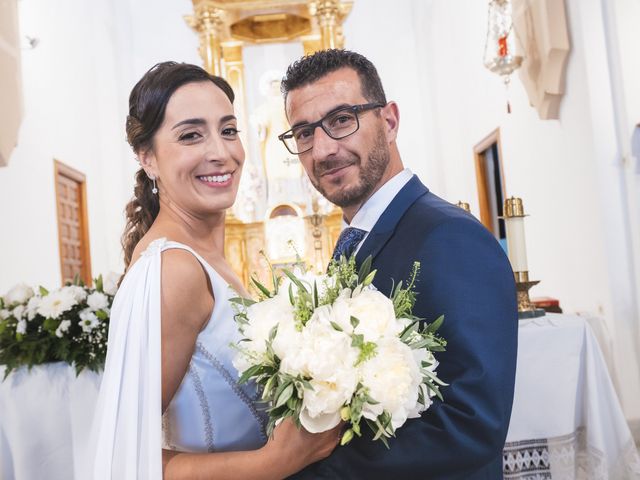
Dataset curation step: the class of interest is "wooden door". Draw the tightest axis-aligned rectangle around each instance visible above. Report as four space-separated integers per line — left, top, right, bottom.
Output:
54 160 92 285
473 129 507 242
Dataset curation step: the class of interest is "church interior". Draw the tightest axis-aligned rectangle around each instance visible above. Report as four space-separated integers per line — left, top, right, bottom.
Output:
1 0 640 478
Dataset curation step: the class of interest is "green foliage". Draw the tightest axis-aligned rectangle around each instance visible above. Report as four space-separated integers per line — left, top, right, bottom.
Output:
0 275 113 379
391 261 420 320
350 332 378 366
251 277 273 300
282 270 315 330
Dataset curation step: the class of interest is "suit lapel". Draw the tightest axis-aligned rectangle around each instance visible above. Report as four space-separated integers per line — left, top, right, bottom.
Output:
355 175 429 265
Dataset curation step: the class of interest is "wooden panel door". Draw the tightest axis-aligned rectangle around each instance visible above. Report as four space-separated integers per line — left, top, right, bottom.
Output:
54 160 91 285
473 129 507 241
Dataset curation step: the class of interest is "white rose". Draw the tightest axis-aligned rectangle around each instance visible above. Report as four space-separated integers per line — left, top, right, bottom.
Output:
55 319 72 338
79 308 99 333
37 289 77 319
247 290 293 348
322 290 356 334
103 272 120 296
12 305 25 320
359 337 423 430
87 291 109 311
4 283 35 306
286 319 359 432
233 291 295 374
407 349 440 417
347 288 402 342
300 319 358 381
299 367 358 433
304 378 354 416
26 295 41 320
16 319 27 335
299 408 342 434
296 322 358 432
63 285 87 303
0 309 9 320
272 314 304 375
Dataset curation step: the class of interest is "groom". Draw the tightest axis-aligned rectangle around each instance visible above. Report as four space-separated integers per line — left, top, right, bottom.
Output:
279 49 518 479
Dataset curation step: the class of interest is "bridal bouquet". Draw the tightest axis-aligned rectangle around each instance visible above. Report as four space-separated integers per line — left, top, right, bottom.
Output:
232 256 446 447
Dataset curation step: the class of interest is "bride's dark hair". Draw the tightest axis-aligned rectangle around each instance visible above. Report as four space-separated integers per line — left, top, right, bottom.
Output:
121 61 235 269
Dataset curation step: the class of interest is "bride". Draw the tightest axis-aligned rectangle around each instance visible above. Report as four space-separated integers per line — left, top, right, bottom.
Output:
85 61 340 479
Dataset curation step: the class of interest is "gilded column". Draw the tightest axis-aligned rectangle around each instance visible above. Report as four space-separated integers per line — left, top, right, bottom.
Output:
185 2 225 76
311 0 344 50
223 215 248 286
221 41 249 148
301 35 323 55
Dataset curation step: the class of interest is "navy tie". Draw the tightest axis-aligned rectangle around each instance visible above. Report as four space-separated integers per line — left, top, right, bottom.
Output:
331 227 367 261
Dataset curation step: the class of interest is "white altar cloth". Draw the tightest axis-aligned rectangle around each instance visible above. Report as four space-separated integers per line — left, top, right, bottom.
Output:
503 313 640 479
0 363 100 480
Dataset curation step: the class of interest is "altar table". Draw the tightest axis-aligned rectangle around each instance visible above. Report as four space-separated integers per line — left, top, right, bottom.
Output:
503 314 640 479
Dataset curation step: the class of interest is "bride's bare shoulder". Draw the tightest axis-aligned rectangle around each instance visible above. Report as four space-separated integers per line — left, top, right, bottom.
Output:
161 248 213 334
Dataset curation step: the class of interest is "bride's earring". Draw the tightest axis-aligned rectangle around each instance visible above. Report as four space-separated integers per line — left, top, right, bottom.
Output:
150 176 158 195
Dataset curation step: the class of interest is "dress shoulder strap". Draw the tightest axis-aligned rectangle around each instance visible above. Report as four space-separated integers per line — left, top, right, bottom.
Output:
159 239 205 263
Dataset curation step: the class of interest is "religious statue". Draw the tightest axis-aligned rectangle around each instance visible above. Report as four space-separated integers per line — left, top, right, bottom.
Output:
251 70 305 206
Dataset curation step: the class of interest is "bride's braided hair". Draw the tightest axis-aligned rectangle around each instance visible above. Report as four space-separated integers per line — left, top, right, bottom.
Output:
121 61 234 269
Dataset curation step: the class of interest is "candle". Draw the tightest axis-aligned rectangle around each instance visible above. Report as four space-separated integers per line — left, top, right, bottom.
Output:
504 197 529 273
505 216 528 272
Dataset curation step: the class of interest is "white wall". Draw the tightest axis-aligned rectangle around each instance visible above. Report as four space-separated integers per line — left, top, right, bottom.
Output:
0 0 127 292
609 0 640 379
343 1 440 190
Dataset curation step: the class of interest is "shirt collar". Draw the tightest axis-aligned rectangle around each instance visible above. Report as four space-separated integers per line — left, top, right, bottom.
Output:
344 168 413 232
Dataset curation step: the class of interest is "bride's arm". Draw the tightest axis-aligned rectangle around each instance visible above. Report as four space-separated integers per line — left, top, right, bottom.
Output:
160 251 339 480
162 419 339 480
160 250 213 412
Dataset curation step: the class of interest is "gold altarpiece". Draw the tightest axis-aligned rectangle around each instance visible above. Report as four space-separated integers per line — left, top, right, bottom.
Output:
186 0 353 287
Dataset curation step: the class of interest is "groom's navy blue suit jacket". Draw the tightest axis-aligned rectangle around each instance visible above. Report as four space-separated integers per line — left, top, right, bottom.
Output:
292 175 518 479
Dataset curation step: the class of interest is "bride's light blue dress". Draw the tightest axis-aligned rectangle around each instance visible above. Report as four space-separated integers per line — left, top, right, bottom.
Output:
85 238 266 479
161 240 267 453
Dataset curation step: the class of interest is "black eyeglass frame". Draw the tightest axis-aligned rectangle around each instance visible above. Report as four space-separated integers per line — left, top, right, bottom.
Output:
278 102 386 155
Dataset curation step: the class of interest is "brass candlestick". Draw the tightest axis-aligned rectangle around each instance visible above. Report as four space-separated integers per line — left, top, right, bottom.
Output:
513 271 545 319
504 197 545 319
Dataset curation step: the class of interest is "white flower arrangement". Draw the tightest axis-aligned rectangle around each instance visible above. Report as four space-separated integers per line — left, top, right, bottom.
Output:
4 284 35 306
37 288 78 319
232 256 447 447
0 273 119 378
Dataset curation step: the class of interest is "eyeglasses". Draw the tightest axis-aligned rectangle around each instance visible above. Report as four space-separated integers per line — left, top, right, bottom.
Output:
278 102 385 155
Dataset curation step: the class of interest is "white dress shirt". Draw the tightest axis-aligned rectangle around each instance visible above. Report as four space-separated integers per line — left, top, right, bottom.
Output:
344 168 413 255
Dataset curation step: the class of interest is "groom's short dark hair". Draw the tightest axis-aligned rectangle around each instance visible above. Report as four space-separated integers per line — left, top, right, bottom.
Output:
281 49 387 104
